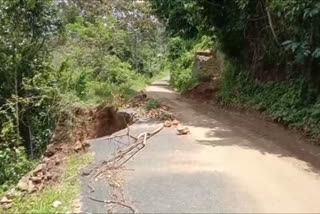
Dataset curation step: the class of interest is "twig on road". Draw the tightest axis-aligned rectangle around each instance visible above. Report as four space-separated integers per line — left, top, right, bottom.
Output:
88 196 136 213
86 124 164 213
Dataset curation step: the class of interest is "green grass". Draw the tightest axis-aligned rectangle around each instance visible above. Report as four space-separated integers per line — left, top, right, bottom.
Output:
5 153 93 214
146 99 161 110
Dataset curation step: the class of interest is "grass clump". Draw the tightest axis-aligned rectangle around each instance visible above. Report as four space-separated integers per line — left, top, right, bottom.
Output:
146 99 161 110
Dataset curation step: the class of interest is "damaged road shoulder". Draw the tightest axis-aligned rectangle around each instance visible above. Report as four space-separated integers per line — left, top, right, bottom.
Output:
82 123 164 213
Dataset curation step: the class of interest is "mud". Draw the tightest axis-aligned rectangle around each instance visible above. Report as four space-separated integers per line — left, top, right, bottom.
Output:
91 106 133 138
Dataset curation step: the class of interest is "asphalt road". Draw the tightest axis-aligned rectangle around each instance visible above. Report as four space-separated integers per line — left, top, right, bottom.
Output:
80 77 320 213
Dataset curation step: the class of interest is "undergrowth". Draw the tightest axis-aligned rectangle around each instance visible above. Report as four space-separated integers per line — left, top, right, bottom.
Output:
146 99 161 110
219 62 320 140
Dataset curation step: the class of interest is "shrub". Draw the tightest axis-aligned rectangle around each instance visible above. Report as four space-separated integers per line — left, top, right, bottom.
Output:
146 99 161 110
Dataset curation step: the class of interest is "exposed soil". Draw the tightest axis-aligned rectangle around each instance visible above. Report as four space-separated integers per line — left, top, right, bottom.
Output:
184 79 219 101
1 105 133 211
91 105 133 138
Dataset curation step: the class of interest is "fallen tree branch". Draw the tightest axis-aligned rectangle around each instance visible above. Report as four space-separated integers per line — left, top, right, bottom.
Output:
88 196 136 213
87 124 164 213
93 124 163 172
99 125 163 168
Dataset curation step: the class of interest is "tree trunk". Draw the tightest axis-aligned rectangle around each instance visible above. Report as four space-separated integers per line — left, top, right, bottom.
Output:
14 61 21 145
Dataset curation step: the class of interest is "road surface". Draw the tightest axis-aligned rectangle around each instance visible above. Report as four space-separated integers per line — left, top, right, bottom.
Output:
80 77 320 213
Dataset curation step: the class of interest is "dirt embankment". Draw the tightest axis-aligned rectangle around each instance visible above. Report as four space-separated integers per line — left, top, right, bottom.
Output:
91 106 133 138
1 105 132 210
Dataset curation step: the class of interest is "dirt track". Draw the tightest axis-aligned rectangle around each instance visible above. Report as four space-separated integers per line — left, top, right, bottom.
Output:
144 77 320 213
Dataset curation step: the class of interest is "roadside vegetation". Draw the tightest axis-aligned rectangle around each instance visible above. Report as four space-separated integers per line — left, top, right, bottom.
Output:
0 0 167 196
1 153 93 214
150 0 320 141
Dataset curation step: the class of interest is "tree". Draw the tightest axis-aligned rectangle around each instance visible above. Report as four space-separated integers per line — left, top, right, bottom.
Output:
0 0 60 152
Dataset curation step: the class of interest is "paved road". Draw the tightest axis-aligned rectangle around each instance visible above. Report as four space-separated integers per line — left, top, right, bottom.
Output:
80 77 320 213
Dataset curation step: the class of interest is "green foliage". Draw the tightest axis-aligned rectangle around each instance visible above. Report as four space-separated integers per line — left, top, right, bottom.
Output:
53 14 164 105
168 37 186 60
149 0 204 38
270 0 320 64
0 146 32 193
169 36 213 92
146 99 161 110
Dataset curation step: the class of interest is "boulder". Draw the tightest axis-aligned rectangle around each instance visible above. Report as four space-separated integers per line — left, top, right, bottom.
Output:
32 164 45 175
27 180 36 193
30 176 43 184
74 141 83 152
193 50 222 80
0 196 12 204
164 120 172 128
177 126 190 135
44 144 56 157
1 203 12 210
16 174 30 191
6 188 20 199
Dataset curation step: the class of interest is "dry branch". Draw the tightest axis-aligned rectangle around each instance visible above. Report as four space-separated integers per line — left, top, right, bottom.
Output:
88 196 136 213
86 124 164 213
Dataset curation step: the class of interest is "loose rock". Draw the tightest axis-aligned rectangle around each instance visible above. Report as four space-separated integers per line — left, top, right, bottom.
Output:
54 157 61 165
52 200 62 208
161 105 170 111
0 196 12 204
17 175 30 191
30 176 43 184
1 203 12 210
44 145 56 157
32 164 45 175
42 157 50 164
45 172 53 181
74 140 83 152
6 188 20 199
28 180 36 193
177 126 190 135
164 120 172 128
172 119 180 126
